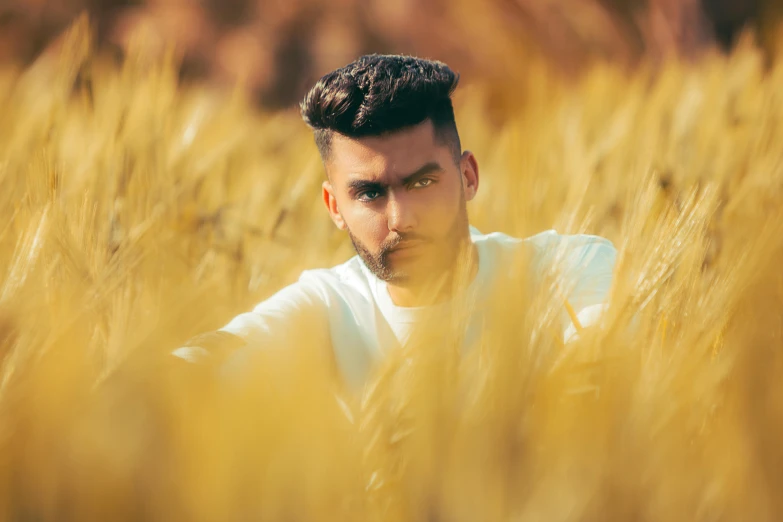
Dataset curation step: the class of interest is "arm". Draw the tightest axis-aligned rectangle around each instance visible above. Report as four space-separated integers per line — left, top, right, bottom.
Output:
172 281 330 372
558 235 617 342
530 232 617 343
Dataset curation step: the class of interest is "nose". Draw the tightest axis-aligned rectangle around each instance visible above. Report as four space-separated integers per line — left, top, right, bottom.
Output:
386 193 417 234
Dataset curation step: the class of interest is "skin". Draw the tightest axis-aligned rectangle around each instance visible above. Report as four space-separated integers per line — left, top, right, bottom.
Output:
321 119 480 307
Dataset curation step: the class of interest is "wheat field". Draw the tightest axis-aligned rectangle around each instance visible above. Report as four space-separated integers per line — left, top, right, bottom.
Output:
2 16 783 521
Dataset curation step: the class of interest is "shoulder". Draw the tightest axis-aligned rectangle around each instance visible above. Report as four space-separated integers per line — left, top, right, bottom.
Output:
523 231 617 286
242 257 365 314
470 226 527 262
525 230 616 263
472 226 616 273
295 254 374 300
471 225 614 254
222 260 369 339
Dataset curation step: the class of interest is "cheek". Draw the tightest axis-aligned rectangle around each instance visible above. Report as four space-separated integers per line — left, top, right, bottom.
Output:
422 184 463 228
342 203 388 243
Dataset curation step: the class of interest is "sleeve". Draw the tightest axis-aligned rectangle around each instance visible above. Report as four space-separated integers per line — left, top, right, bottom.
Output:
536 233 617 343
171 280 329 368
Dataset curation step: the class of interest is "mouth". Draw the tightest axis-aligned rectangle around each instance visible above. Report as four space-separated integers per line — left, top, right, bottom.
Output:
386 242 427 261
389 241 426 254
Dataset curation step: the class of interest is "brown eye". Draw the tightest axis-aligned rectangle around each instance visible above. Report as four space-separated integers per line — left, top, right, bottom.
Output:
414 179 433 188
358 190 381 202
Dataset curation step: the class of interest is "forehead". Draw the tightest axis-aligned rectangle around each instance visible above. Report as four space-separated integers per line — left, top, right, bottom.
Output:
325 120 449 183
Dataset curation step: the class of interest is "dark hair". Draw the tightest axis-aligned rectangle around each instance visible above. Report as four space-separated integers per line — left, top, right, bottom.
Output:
300 54 461 161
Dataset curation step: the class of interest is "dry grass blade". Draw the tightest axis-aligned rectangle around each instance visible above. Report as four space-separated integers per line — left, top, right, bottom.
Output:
0 15 781 522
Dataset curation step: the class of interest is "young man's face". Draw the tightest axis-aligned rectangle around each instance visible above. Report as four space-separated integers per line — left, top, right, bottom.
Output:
322 119 479 287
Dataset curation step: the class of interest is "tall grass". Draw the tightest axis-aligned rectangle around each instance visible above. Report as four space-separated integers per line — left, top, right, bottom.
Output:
1 16 783 521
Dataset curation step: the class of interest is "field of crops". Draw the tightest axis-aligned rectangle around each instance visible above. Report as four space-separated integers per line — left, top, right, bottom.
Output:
2 16 783 521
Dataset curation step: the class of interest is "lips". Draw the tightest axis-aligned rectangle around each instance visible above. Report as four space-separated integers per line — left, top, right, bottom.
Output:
389 241 426 253
387 242 427 262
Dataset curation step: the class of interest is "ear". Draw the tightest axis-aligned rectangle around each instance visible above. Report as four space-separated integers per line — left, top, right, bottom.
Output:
322 180 347 230
460 151 480 201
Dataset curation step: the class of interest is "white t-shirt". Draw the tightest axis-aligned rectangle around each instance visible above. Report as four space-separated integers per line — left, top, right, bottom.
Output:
175 227 617 390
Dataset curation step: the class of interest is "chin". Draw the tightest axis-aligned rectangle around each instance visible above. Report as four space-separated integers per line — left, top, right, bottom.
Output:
385 265 419 283
390 264 435 285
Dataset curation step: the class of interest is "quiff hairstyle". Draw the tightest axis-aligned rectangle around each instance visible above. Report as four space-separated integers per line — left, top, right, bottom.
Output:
300 54 462 162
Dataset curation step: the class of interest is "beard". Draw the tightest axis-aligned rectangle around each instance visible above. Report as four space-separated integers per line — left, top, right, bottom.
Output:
347 202 471 285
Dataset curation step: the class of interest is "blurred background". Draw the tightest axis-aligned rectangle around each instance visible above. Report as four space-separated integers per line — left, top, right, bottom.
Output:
1 0 781 108
3 2 783 520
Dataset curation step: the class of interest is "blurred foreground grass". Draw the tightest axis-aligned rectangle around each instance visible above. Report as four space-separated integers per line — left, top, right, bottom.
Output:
2 16 783 521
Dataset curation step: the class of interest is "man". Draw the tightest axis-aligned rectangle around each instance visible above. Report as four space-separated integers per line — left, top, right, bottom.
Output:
174 54 617 391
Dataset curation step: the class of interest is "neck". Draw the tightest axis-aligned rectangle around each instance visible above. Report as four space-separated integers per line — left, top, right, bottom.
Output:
387 243 479 308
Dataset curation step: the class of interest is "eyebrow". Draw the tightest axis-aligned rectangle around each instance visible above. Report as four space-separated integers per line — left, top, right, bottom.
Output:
346 161 444 195
401 161 443 185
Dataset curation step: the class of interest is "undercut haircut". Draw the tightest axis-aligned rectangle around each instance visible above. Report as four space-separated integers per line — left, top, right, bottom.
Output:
300 54 462 163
